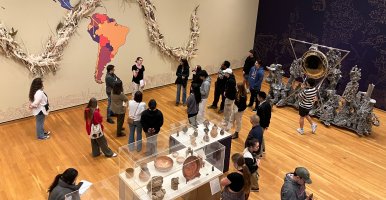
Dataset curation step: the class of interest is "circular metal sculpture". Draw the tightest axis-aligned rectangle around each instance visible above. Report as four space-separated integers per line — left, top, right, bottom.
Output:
182 156 201 183
154 156 174 172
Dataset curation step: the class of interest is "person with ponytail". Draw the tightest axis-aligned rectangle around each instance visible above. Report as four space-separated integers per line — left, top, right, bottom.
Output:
244 138 261 192
84 98 117 157
48 168 82 200
220 153 251 200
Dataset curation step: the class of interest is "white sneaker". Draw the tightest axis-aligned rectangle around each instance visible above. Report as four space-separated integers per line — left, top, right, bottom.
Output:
112 153 117 157
297 128 304 135
311 123 317 134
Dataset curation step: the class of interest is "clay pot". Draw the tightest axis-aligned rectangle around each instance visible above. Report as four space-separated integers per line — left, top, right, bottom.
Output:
139 164 151 182
125 168 134 179
210 125 218 138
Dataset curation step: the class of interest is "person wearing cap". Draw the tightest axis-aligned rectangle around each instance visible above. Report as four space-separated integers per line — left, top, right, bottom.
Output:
243 50 256 94
140 99 164 156
208 60 230 113
221 68 237 130
248 59 264 111
281 167 313 200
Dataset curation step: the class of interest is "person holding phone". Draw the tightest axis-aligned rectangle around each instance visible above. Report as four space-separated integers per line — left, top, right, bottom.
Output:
281 167 314 200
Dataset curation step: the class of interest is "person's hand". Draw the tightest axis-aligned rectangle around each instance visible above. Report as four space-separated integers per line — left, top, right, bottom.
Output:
243 71 245 75
265 127 268 131
29 104 33 109
257 159 261 166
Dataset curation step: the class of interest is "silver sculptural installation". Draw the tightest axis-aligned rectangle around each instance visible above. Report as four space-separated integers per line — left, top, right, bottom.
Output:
270 40 380 136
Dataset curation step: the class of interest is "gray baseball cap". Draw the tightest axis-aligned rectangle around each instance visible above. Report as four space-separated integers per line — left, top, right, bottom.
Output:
295 167 312 184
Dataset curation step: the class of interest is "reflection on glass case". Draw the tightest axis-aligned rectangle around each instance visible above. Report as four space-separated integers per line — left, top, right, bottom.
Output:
118 138 225 200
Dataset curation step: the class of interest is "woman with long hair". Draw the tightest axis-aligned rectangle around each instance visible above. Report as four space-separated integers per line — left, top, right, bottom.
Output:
48 168 82 200
128 91 146 151
186 83 201 128
84 98 117 157
132 57 145 93
220 153 251 200
175 58 190 106
111 80 128 137
231 83 247 139
29 77 50 140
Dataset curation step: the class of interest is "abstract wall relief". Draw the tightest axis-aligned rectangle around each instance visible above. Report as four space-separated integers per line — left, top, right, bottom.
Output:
254 0 386 110
87 13 129 83
0 0 200 83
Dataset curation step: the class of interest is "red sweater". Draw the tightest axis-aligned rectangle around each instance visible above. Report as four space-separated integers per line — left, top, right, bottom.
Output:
85 108 104 135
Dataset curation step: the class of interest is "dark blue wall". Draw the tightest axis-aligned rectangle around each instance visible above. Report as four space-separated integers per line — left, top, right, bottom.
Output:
254 0 386 110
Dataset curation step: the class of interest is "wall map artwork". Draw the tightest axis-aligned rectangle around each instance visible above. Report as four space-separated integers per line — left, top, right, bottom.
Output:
0 0 200 83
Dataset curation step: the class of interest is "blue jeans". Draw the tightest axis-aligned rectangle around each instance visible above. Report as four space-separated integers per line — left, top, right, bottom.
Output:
128 121 143 151
176 84 186 104
36 114 45 139
107 95 113 118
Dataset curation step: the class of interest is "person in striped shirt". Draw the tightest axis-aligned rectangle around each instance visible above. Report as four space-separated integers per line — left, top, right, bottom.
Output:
297 78 318 135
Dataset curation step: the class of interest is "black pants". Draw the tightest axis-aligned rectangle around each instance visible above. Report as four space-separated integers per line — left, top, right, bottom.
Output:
248 89 259 109
211 82 225 110
116 113 125 136
91 135 114 157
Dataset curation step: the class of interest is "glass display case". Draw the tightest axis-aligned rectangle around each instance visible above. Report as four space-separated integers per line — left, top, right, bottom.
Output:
118 137 225 200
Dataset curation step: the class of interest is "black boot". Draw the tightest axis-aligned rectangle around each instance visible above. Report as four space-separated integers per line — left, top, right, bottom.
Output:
232 132 239 139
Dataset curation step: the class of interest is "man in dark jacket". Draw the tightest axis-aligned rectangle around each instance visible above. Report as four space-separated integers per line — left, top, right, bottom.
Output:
105 65 121 124
248 59 265 111
208 60 230 113
175 58 190 106
141 99 164 156
245 115 263 156
281 167 313 200
221 68 237 129
256 91 272 155
243 49 256 93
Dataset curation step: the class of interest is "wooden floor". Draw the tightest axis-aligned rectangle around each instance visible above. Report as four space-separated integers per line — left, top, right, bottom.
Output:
1 69 385 200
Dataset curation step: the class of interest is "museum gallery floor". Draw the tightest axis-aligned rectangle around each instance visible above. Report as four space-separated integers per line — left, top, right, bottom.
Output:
0 69 385 200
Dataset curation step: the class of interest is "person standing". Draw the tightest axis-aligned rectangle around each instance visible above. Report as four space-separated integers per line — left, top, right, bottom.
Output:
248 60 264 111
175 58 190 106
208 60 230 113
244 115 263 156
190 65 203 93
48 168 83 200
105 64 121 124
281 167 313 200
244 138 261 192
222 68 237 129
132 57 145 94
297 79 318 135
186 84 201 128
128 91 146 151
256 91 272 154
197 70 211 123
111 80 128 137
84 98 117 157
29 78 50 140
140 99 164 156
220 153 251 200
231 83 247 139
243 50 256 93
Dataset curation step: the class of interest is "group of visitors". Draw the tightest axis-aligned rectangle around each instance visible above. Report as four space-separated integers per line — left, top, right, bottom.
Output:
28 50 316 199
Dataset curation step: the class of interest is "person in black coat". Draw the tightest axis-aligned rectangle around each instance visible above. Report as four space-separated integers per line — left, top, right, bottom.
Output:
243 50 256 93
105 64 121 124
48 168 83 200
256 91 272 155
175 58 190 106
208 60 230 113
140 99 164 156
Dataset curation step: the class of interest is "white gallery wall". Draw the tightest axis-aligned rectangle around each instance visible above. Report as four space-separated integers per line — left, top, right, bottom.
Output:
0 0 259 123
